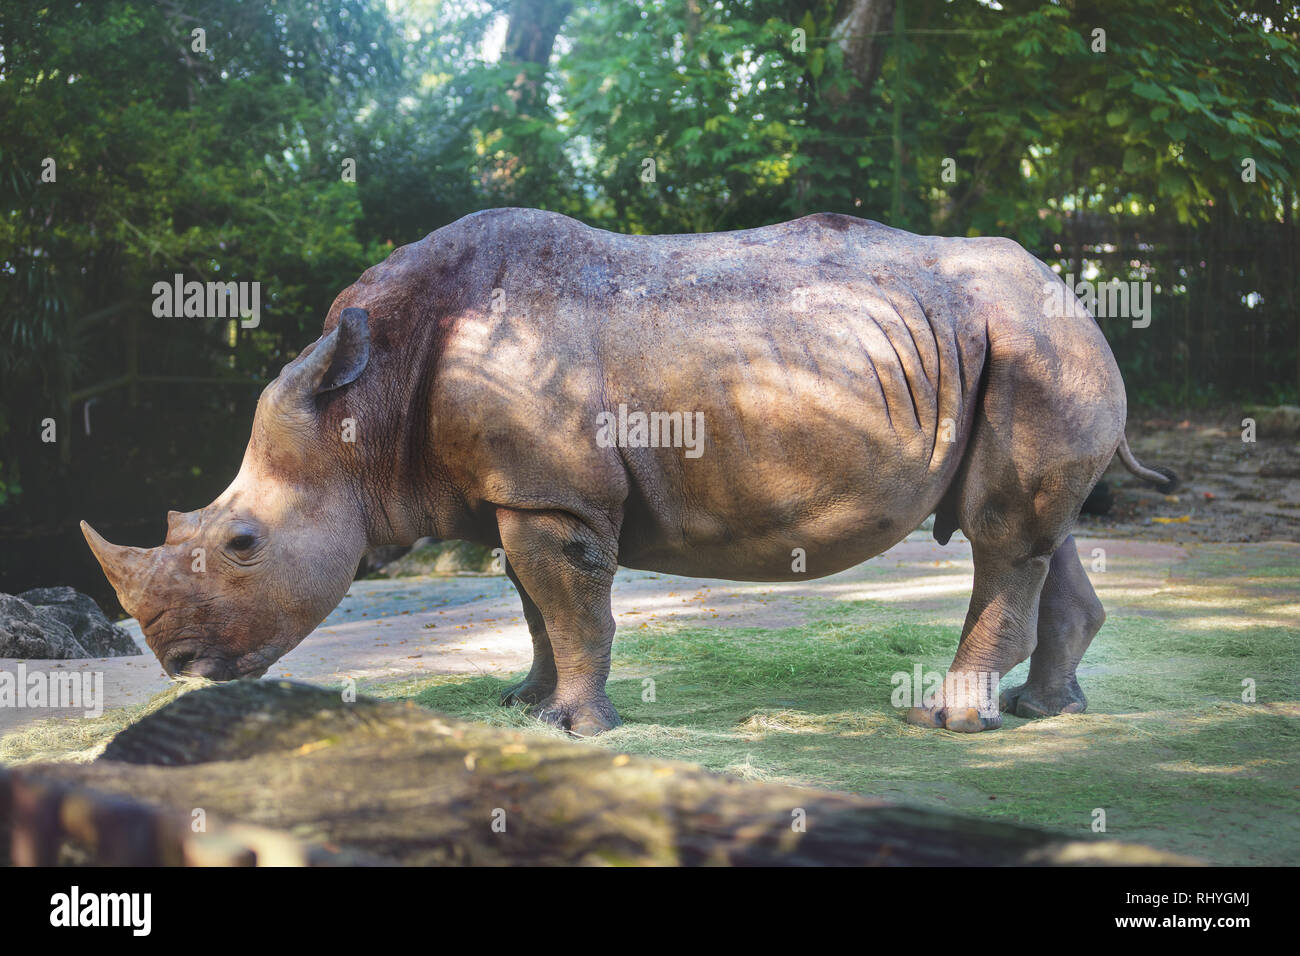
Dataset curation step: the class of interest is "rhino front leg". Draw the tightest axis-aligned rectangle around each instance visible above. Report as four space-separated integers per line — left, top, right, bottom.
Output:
1000 535 1102 718
500 565 558 706
496 506 622 737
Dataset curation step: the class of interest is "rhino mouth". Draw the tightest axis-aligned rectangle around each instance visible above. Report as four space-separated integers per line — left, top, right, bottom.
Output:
161 643 237 681
145 610 269 681
162 648 277 682
143 602 296 682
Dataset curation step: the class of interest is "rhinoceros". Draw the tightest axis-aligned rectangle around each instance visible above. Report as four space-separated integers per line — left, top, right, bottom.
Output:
83 208 1175 735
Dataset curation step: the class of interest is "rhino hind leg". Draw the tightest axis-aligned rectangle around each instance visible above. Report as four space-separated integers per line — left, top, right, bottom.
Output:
906 541 1051 733
496 506 622 737
907 357 1121 732
500 565 559 706
999 535 1101 718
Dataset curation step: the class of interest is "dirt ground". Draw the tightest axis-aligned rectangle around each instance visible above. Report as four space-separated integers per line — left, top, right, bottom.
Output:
1086 411 1300 542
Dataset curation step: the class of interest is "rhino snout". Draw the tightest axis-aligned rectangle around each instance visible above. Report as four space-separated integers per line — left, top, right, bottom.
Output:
161 644 236 681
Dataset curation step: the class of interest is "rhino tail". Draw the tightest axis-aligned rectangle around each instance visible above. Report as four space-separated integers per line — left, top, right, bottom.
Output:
1116 434 1178 493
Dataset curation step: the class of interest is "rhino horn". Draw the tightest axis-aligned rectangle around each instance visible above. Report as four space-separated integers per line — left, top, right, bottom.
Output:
165 509 202 544
80 520 158 619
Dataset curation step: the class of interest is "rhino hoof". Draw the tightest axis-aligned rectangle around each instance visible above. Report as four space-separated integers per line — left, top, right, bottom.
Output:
904 706 944 729
999 681 1088 719
904 705 1001 733
500 679 556 707
533 695 622 737
944 707 1000 733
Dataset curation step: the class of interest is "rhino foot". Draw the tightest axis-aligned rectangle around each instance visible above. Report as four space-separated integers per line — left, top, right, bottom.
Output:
999 679 1088 719
904 706 1002 733
500 679 557 707
532 693 622 737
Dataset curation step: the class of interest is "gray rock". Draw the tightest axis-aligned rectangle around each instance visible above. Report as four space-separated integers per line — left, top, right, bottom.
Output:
355 544 413 578
375 539 500 577
4 587 141 658
0 593 89 658
1245 404 1300 438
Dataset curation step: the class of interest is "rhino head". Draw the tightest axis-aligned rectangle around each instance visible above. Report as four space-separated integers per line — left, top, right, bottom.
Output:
81 307 374 680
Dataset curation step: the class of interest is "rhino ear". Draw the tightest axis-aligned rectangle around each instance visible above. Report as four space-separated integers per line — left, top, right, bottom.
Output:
264 308 371 432
281 307 371 399
317 307 371 393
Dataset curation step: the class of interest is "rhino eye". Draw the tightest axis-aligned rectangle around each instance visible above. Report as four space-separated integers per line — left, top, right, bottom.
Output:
227 534 257 552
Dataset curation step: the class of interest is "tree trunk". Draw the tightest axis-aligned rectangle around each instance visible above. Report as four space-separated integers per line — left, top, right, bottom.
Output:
828 0 896 107
2 682 1195 866
504 0 572 65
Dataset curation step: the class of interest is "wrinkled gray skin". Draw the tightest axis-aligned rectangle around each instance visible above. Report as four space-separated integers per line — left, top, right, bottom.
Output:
84 209 1175 735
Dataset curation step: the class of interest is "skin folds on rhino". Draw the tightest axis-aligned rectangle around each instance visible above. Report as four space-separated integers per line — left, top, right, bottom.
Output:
84 209 1175 736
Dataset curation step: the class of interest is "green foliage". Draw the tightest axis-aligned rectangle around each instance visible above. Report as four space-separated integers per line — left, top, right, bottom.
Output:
562 0 807 230
0 0 1296 593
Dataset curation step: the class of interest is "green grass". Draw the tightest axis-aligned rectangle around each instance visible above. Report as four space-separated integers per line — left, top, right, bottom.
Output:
368 596 1300 865
0 680 204 765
